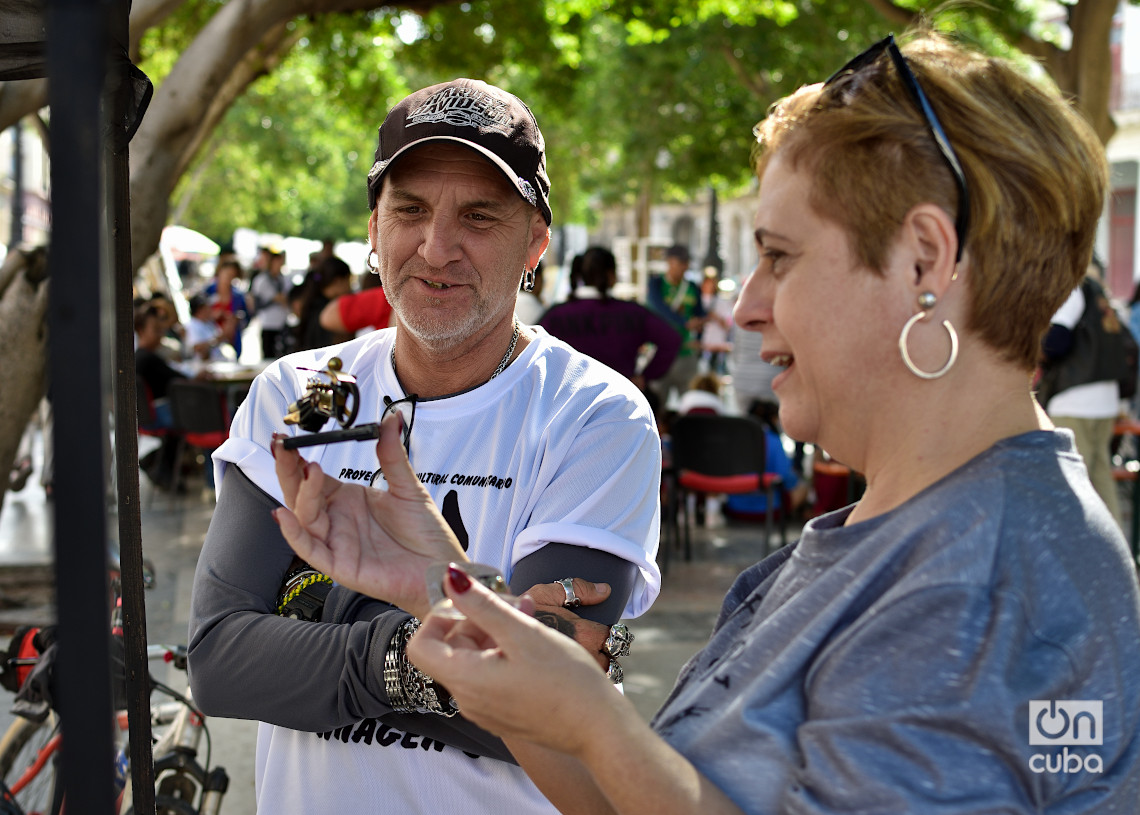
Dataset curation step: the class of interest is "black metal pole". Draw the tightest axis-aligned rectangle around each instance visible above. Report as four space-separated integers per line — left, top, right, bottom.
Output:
45 0 116 812
106 0 156 806
9 118 23 247
702 186 723 277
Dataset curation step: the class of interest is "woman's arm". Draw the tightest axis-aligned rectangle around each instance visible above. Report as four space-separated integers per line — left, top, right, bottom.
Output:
410 576 745 815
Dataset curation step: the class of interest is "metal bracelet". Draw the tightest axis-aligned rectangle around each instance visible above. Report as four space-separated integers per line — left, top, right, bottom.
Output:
383 618 418 713
386 617 459 717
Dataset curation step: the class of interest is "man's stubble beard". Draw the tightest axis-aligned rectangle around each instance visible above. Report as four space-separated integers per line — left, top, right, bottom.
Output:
383 270 518 351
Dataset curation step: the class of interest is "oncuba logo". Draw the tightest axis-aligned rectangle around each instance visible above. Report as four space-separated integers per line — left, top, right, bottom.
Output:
1028 700 1104 774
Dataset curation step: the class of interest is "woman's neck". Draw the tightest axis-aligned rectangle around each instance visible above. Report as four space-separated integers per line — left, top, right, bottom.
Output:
844 366 1043 526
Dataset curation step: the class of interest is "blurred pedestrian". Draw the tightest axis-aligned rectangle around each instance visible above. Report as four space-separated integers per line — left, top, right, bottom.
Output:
646 244 706 410
251 250 292 359
541 246 681 394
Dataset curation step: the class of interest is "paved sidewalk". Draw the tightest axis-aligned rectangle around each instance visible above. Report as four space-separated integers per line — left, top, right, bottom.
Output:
0 454 797 815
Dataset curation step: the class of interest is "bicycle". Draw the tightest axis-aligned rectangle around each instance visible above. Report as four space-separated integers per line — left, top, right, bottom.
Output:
0 562 228 815
0 640 228 815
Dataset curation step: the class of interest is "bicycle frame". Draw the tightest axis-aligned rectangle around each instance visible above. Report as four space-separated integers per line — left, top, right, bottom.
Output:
1 646 227 815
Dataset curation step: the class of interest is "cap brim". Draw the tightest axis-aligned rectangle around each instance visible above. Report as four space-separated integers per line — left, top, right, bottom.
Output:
375 136 550 224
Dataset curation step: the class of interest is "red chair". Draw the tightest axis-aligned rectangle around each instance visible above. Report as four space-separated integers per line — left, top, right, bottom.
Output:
663 414 787 571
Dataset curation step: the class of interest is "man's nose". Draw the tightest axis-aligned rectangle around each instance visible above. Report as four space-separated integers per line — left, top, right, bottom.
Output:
419 214 464 268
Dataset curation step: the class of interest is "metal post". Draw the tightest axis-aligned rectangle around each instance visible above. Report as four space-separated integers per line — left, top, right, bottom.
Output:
105 0 156 806
702 186 723 277
9 119 23 248
45 0 116 812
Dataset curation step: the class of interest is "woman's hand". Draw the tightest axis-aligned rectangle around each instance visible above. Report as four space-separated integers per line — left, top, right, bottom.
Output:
272 411 468 618
409 569 626 756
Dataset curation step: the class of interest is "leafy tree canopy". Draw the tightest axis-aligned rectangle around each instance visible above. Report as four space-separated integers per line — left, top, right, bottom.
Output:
139 0 1092 245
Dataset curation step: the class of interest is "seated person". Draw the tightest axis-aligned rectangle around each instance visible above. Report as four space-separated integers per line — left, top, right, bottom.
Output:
319 280 394 337
136 304 189 429
184 294 228 362
722 399 808 519
136 305 190 489
675 372 726 415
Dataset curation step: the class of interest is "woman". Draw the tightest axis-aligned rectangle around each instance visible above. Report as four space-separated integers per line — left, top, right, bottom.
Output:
541 246 682 392
272 32 1140 812
202 258 250 358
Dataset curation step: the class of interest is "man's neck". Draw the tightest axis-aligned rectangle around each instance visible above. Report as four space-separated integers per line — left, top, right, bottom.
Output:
390 322 530 399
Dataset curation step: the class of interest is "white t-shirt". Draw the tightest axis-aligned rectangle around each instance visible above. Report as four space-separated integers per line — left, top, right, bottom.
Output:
251 272 291 330
1046 285 1120 419
213 326 662 815
184 316 225 361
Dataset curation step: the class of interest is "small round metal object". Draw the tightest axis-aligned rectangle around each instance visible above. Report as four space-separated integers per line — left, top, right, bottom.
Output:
601 623 634 659
917 291 937 310
606 659 624 684
557 578 582 609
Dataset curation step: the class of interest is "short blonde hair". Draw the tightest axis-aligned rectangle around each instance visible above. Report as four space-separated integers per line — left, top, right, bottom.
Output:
753 32 1108 370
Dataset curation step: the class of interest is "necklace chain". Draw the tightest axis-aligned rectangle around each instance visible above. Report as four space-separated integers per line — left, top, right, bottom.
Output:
391 319 521 388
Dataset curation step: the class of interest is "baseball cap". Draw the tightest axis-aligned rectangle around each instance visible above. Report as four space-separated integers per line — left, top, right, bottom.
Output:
366 78 552 225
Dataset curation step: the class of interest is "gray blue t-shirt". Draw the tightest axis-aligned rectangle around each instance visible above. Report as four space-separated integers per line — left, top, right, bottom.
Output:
654 430 1140 813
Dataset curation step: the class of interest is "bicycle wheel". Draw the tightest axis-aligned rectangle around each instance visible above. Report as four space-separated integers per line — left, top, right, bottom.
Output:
123 794 197 815
0 714 61 815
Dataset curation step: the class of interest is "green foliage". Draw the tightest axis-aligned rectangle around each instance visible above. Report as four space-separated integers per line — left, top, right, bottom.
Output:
169 12 412 245
149 0 1078 240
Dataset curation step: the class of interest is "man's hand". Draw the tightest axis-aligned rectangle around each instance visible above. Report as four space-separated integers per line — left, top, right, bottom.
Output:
273 411 468 617
522 579 613 669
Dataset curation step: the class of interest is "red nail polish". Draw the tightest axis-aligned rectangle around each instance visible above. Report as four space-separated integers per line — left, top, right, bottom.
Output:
447 564 471 593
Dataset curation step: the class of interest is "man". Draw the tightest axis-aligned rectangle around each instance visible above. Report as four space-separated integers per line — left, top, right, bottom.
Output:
251 249 292 359
1038 258 1127 526
646 244 706 411
188 78 662 814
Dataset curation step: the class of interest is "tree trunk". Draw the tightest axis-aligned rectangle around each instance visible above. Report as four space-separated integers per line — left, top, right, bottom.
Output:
1066 0 1117 144
127 0 458 273
0 248 49 511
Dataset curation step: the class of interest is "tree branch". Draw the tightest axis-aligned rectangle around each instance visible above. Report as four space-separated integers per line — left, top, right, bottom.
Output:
0 79 47 134
861 0 916 29
720 44 769 100
127 0 462 270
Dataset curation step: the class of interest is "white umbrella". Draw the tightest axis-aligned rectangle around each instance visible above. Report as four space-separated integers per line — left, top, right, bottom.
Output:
162 224 220 256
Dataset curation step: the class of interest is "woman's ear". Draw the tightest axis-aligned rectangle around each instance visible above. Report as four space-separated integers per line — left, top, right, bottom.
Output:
902 202 960 297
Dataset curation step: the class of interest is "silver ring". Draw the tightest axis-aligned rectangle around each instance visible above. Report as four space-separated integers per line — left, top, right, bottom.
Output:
557 578 581 609
601 623 634 659
606 658 624 684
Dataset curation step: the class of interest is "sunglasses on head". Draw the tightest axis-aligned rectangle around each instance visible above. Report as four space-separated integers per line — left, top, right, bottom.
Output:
825 34 970 263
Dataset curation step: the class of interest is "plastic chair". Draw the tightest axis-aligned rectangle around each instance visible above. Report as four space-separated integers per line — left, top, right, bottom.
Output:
663 414 787 571
167 380 230 496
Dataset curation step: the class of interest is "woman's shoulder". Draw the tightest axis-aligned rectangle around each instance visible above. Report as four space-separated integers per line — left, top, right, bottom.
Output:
857 429 1134 617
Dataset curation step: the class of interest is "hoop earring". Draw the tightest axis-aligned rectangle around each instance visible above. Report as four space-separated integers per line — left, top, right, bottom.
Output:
522 267 536 292
367 250 379 274
898 291 958 380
